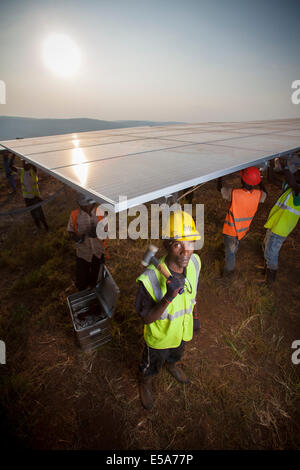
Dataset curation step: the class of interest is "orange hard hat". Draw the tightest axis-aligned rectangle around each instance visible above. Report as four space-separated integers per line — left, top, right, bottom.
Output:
240 167 261 186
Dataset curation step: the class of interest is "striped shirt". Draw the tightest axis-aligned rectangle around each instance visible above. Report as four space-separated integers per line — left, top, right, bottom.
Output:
67 207 105 262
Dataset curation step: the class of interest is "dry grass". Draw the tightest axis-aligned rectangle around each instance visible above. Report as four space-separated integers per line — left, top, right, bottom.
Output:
0 170 299 449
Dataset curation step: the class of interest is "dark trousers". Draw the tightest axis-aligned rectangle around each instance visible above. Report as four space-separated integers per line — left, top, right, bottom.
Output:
3 155 16 192
139 340 186 377
24 197 48 230
75 254 104 291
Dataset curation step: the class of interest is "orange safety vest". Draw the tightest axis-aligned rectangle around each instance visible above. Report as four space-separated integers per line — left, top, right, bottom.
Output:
71 208 109 259
222 188 262 240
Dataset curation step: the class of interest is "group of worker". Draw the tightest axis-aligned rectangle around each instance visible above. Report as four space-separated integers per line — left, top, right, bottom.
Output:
2 146 298 412
219 154 300 284
65 153 299 411
1 150 49 231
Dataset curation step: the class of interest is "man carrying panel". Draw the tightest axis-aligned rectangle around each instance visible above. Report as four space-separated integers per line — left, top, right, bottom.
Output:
67 193 106 291
264 155 300 284
218 167 267 277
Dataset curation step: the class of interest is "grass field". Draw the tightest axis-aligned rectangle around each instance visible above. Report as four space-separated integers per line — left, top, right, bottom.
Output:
0 163 299 450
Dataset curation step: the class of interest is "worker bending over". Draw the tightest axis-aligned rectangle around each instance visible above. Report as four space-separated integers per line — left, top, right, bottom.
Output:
67 193 106 291
12 159 49 231
219 167 267 277
2 149 17 194
135 210 201 410
263 157 300 284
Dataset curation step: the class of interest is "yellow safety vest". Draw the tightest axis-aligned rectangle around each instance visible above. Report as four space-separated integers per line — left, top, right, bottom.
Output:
264 187 300 237
136 253 201 349
20 168 40 198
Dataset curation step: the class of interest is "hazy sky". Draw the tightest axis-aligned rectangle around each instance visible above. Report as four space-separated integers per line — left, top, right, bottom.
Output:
1 0 300 122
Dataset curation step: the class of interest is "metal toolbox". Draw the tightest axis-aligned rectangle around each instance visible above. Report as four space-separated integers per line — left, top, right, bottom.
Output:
67 265 120 352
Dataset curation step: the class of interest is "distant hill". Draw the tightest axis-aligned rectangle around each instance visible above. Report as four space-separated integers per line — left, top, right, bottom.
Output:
0 116 185 140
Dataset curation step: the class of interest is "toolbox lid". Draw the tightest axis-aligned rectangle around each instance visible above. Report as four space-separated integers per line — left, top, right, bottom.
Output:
95 265 120 319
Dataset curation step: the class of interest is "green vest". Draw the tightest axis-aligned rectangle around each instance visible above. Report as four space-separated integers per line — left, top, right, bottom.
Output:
264 187 300 237
136 253 201 349
20 168 40 198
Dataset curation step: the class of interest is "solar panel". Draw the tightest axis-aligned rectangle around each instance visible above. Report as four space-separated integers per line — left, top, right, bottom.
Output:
1 119 299 212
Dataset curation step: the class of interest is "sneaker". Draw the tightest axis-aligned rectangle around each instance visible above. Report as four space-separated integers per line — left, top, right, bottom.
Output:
222 269 235 279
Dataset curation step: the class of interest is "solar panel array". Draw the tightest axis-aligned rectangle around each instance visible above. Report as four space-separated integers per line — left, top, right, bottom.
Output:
1 119 300 212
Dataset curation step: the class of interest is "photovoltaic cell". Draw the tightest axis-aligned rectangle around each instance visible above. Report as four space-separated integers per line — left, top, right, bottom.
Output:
1 119 299 212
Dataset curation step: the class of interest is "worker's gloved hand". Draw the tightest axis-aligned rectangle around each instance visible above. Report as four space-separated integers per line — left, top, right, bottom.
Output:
193 316 201 332
164 276 185 303
68 232 85 243
74 234 85 244
88 225 97 238
77 234 85 244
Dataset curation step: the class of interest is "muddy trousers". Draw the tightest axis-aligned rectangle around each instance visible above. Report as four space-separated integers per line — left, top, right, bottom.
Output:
139 341 186 377
75 254 104 291
3 155 16 192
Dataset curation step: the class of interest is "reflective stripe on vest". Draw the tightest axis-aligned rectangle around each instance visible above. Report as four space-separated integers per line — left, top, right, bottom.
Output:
275 191 300 216
222 188 261 240
264 187 300 237
160 303 195 322
136 253 201 349
71 208 109 255
20 168 40 198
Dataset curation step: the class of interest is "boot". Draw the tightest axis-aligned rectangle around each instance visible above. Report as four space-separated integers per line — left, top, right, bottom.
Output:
222 269 235 279
266 268 277 286
138 374 154 410
166 363 190 384
216 268 234 283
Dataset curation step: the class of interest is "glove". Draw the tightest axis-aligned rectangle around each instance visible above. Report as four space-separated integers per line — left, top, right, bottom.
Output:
88 225 97 238
164 276 185 303
74 233 85 243
77 234 85 244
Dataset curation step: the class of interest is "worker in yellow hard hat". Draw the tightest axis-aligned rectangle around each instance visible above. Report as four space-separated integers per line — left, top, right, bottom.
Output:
135 210 202 410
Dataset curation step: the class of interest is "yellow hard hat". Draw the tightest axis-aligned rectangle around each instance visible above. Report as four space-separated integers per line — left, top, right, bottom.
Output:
162 210 201 241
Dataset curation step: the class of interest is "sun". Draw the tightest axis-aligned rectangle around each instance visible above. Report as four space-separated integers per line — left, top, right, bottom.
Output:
42 33 81 78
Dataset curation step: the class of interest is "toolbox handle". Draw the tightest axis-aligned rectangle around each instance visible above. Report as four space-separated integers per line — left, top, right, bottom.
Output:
89 328 101 337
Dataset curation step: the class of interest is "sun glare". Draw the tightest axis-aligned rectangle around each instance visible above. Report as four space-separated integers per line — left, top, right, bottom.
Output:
42 33 81 78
